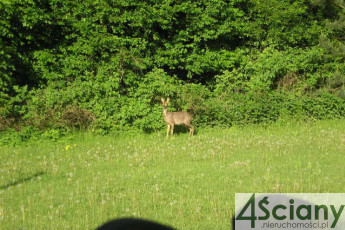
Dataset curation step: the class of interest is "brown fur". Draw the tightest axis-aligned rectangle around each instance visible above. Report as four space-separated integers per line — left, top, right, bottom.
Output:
161 98 194 138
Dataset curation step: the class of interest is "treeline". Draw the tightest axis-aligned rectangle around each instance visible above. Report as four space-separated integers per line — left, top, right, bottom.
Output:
1 0 345 138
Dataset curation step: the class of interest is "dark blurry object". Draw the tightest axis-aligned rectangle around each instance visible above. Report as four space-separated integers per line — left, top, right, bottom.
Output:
96 218 175 230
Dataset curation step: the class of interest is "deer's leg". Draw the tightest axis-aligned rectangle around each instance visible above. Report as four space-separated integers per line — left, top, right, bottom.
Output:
166 124 170 139
190 125 194 136
170 124 174 136
186 123 194 136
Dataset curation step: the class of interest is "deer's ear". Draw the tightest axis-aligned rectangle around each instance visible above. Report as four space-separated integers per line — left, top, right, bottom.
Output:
160 98 165 103
166 98 170 103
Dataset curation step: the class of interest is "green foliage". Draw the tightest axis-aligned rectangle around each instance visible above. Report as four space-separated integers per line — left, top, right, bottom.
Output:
1 0 345 135
1 85 29 119
193 91 345 128
0 126 41 146
244 47 326 91
248 0 322 49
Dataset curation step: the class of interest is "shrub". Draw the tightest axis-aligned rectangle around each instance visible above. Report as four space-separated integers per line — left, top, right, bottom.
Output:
0 114 15 131
61 105 96 130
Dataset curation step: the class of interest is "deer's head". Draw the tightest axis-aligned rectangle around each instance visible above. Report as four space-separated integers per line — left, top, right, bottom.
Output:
160 98 170 109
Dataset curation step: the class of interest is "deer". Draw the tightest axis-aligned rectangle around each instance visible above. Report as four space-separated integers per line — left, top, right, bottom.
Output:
161 97 194 138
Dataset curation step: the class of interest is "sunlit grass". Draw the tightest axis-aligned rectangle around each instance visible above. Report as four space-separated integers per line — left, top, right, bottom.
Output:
1 119 345 229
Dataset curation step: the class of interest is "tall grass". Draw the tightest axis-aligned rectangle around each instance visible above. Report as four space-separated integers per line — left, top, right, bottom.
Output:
1 120 345 229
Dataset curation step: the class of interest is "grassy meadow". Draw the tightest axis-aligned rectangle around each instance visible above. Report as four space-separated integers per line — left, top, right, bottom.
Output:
1 119 345 229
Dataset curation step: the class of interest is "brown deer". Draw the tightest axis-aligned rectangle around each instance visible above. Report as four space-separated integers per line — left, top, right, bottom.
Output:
161 98 194 138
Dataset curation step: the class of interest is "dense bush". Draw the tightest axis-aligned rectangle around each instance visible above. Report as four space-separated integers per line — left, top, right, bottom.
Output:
1 0 345 140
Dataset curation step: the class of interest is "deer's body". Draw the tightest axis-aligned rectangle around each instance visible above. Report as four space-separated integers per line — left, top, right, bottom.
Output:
161 98 194 138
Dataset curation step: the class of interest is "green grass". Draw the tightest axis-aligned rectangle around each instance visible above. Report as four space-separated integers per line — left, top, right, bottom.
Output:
1 120 345 229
